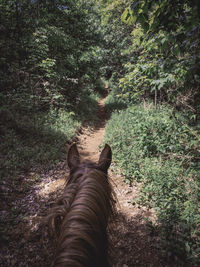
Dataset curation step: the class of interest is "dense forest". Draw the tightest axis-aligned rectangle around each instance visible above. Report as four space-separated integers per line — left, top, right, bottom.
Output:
1 0 200 265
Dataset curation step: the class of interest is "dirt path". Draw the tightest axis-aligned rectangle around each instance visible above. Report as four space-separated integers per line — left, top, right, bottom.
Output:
77 98 165 267
78 98 106 162
1 98 166 267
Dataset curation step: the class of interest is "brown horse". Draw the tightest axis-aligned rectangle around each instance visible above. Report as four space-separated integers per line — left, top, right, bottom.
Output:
47 143 116 267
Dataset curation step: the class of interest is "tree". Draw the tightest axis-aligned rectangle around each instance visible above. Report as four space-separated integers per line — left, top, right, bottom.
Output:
119 0 200 117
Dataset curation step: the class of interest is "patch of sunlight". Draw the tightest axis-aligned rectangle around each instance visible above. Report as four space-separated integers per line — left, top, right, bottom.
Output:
38 178 66 197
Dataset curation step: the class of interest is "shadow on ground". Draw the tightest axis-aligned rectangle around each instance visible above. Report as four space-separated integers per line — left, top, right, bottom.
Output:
111 212 167 267
0 162 69 266
105 101 127 120
0 184 168 267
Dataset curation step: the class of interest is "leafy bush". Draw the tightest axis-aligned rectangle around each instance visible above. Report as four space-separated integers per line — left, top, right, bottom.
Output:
104 102 200 263
119 2 200 117
105 104 193 178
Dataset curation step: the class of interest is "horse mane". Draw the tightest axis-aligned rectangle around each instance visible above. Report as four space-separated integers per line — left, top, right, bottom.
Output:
46 160 116 267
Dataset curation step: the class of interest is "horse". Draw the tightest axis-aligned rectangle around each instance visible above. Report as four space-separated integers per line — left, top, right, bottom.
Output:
47 143 116 267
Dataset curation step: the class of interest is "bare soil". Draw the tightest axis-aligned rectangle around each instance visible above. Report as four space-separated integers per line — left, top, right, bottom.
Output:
0 98 168 266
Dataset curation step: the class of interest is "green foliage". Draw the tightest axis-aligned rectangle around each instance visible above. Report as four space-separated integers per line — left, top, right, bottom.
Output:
119 27 198 107
0 0 104 100
105 104 195 177
0 90 99 180
93 78 108 96
104 83 127 114
104 91 127 114
118 1 200 118
99 0 133 81
75 91 100 123
0 0 104 180
104 102 200 262
122 1 200 34
1 110 78 175
139 158 200 261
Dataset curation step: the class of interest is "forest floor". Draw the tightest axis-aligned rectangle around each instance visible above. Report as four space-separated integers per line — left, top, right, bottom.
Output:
1 98 168 266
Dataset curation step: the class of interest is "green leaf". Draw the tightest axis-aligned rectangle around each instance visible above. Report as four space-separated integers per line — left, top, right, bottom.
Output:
185 242 190 253
121 7 135 25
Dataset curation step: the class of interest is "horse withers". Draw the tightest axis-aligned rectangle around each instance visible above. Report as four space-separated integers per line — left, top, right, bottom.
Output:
47 143 115 267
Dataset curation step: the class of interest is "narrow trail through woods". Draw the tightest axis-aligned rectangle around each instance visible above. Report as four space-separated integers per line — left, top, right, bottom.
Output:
77 98 165 266
1 98 167 267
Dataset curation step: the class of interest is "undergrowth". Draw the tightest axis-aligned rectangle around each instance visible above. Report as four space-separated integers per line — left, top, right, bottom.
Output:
104 79 127 115
0 91 99 181
104 99 200 264
0 89 100 248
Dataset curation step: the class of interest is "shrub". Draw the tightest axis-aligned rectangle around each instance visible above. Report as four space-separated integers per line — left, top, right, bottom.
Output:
104 102 200 263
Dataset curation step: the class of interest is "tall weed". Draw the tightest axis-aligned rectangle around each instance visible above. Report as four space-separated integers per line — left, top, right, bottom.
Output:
104 102 200 263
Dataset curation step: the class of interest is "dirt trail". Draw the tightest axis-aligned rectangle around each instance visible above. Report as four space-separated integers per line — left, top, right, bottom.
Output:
78 98 106 162
76 98 164 266
0 98 166 267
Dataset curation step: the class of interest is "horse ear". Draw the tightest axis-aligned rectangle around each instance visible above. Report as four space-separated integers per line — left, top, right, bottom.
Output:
67 143 80 170
98 144 112 173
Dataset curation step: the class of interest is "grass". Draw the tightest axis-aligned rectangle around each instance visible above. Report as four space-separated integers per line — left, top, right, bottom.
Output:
104 99 200 264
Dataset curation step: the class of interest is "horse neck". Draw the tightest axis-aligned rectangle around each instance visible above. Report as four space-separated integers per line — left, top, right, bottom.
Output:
53 168 111 267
